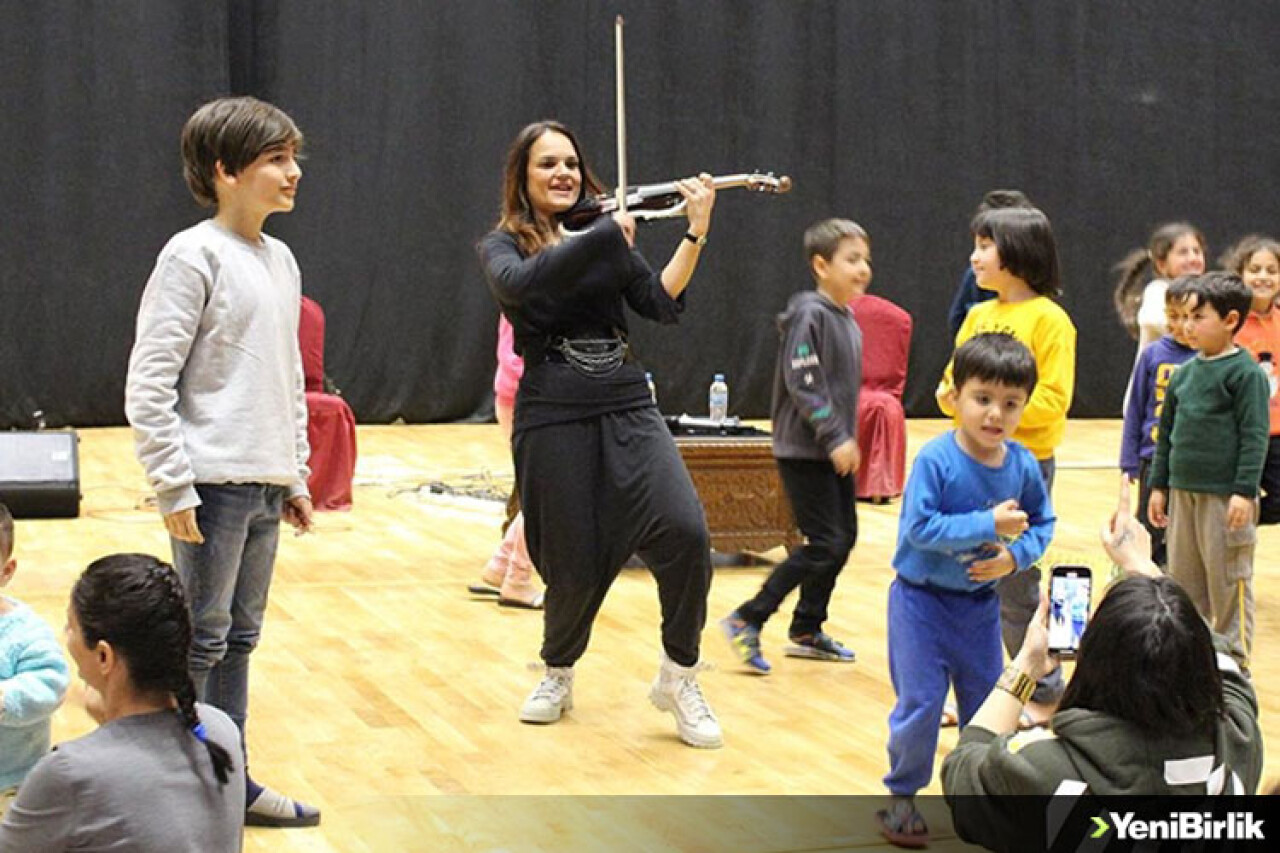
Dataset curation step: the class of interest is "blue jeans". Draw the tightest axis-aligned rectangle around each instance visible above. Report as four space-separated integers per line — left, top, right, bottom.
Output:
171 483 284 738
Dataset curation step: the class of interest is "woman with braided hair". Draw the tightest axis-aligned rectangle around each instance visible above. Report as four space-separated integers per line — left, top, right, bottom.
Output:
0 554 244 851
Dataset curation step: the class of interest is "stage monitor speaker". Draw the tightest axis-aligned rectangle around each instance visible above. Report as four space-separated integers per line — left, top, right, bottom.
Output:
0 431 81 519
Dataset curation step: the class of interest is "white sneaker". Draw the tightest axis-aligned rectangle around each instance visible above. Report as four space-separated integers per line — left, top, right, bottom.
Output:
649 654 723 748
520 666 574 723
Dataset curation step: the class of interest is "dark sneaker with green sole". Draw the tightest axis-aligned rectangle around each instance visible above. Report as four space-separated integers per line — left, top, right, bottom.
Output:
785 632 856 662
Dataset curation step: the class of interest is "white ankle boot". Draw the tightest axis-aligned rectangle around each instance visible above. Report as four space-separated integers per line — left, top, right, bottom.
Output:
520 666 574 723
649 653 723 748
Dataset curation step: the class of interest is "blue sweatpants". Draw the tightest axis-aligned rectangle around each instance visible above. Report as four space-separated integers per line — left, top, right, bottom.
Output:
884 577 1002 796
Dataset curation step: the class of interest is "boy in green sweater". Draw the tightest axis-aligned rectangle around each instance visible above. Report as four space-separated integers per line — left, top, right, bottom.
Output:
1148 272 1270 665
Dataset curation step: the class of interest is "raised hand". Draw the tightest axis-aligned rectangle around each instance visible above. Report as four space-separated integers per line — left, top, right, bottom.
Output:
992 499 1028 538
1012 590 1057 681
611 211 636 246
678 173 716 238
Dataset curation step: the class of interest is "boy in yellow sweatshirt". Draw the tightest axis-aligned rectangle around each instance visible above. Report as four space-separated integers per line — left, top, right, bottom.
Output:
937 206 1076 716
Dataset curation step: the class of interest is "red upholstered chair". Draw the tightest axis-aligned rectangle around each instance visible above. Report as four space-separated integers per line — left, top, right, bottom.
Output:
850 293 913 502
299 296 357 511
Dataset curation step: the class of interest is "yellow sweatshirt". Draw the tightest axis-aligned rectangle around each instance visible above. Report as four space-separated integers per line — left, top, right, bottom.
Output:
937 297 1077 460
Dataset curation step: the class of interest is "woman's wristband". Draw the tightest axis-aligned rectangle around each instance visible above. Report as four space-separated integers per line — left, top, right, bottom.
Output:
995 665 1035 704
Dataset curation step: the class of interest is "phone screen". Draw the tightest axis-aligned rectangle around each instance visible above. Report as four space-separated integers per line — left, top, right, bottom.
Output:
1048 566 1092 657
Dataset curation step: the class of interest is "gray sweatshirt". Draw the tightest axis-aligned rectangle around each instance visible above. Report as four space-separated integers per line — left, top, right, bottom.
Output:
770 290 863 460
0 704 244 852
125 220 310 514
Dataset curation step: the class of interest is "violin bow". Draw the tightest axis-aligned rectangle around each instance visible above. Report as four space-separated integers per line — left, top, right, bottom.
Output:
614 15 628 216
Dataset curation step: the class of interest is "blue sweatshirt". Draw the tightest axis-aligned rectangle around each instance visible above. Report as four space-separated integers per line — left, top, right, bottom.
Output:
0 599 70 791
1119 334 1194 478
893 432 1055 592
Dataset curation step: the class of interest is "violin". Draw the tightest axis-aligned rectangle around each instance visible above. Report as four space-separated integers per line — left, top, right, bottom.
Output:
559 172 792 231
582 20 791 235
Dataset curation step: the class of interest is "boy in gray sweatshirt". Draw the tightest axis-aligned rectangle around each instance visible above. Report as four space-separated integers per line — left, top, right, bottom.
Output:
721 219 866 673
125 96 318 828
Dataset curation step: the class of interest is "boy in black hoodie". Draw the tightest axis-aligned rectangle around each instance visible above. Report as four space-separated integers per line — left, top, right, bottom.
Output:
721 219 866 673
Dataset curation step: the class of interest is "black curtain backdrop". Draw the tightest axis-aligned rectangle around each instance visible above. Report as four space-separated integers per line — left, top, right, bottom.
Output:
3 1 1278 429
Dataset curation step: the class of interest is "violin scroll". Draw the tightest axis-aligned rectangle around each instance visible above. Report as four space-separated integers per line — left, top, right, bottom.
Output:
744 172 792 195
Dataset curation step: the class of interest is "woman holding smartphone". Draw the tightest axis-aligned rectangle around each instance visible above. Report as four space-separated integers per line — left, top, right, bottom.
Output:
941 516 1263 849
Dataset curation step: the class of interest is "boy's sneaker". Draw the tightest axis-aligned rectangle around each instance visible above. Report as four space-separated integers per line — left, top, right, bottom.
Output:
785 632 856 662
649 653 723 748
719 612 771 674
519 666 574 723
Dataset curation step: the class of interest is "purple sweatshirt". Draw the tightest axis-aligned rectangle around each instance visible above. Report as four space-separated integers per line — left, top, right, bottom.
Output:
1120 334 1194 478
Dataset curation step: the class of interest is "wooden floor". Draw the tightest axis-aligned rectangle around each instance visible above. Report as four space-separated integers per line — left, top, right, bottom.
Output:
13 421 1278 852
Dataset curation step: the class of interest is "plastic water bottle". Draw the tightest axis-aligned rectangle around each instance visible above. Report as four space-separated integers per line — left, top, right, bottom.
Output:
645 372 658 405
708 373 729 424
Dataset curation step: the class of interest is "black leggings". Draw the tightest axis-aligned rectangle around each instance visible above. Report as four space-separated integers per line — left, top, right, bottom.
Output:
736 457 856 636
514 406 711 667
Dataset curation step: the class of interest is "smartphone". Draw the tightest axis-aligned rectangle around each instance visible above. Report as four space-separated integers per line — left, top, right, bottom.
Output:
1047 565 1092 659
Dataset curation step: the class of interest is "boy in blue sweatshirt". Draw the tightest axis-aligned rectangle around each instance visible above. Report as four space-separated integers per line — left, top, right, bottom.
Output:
876 334 1055 848
0 504 69 810
1118 276 1195 567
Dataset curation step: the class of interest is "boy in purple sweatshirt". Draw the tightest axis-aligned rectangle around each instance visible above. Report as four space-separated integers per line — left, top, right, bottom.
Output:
1119 276 1195 567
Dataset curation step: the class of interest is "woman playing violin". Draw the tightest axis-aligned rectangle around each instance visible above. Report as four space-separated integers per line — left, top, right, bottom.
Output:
478 119 722 748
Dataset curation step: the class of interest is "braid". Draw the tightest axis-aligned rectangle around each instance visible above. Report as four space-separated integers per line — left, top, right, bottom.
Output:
175 673 234 784
153 565 235 785
1112 248 1153 339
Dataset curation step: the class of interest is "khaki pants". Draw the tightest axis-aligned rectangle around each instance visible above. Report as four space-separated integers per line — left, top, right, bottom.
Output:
1167 489 1255 664
1 787 16 816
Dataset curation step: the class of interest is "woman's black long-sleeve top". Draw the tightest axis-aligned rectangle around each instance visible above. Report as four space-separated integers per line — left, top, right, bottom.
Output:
479 218 685 433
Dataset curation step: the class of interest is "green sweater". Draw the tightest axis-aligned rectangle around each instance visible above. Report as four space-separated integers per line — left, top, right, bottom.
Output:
1149 348 1270 497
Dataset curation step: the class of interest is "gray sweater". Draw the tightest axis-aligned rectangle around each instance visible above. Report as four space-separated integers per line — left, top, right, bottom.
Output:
125 220 310 514
770 290 862 460
0 704 244 852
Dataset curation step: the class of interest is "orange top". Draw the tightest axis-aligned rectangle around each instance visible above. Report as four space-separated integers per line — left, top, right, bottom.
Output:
1235 306 1280 435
